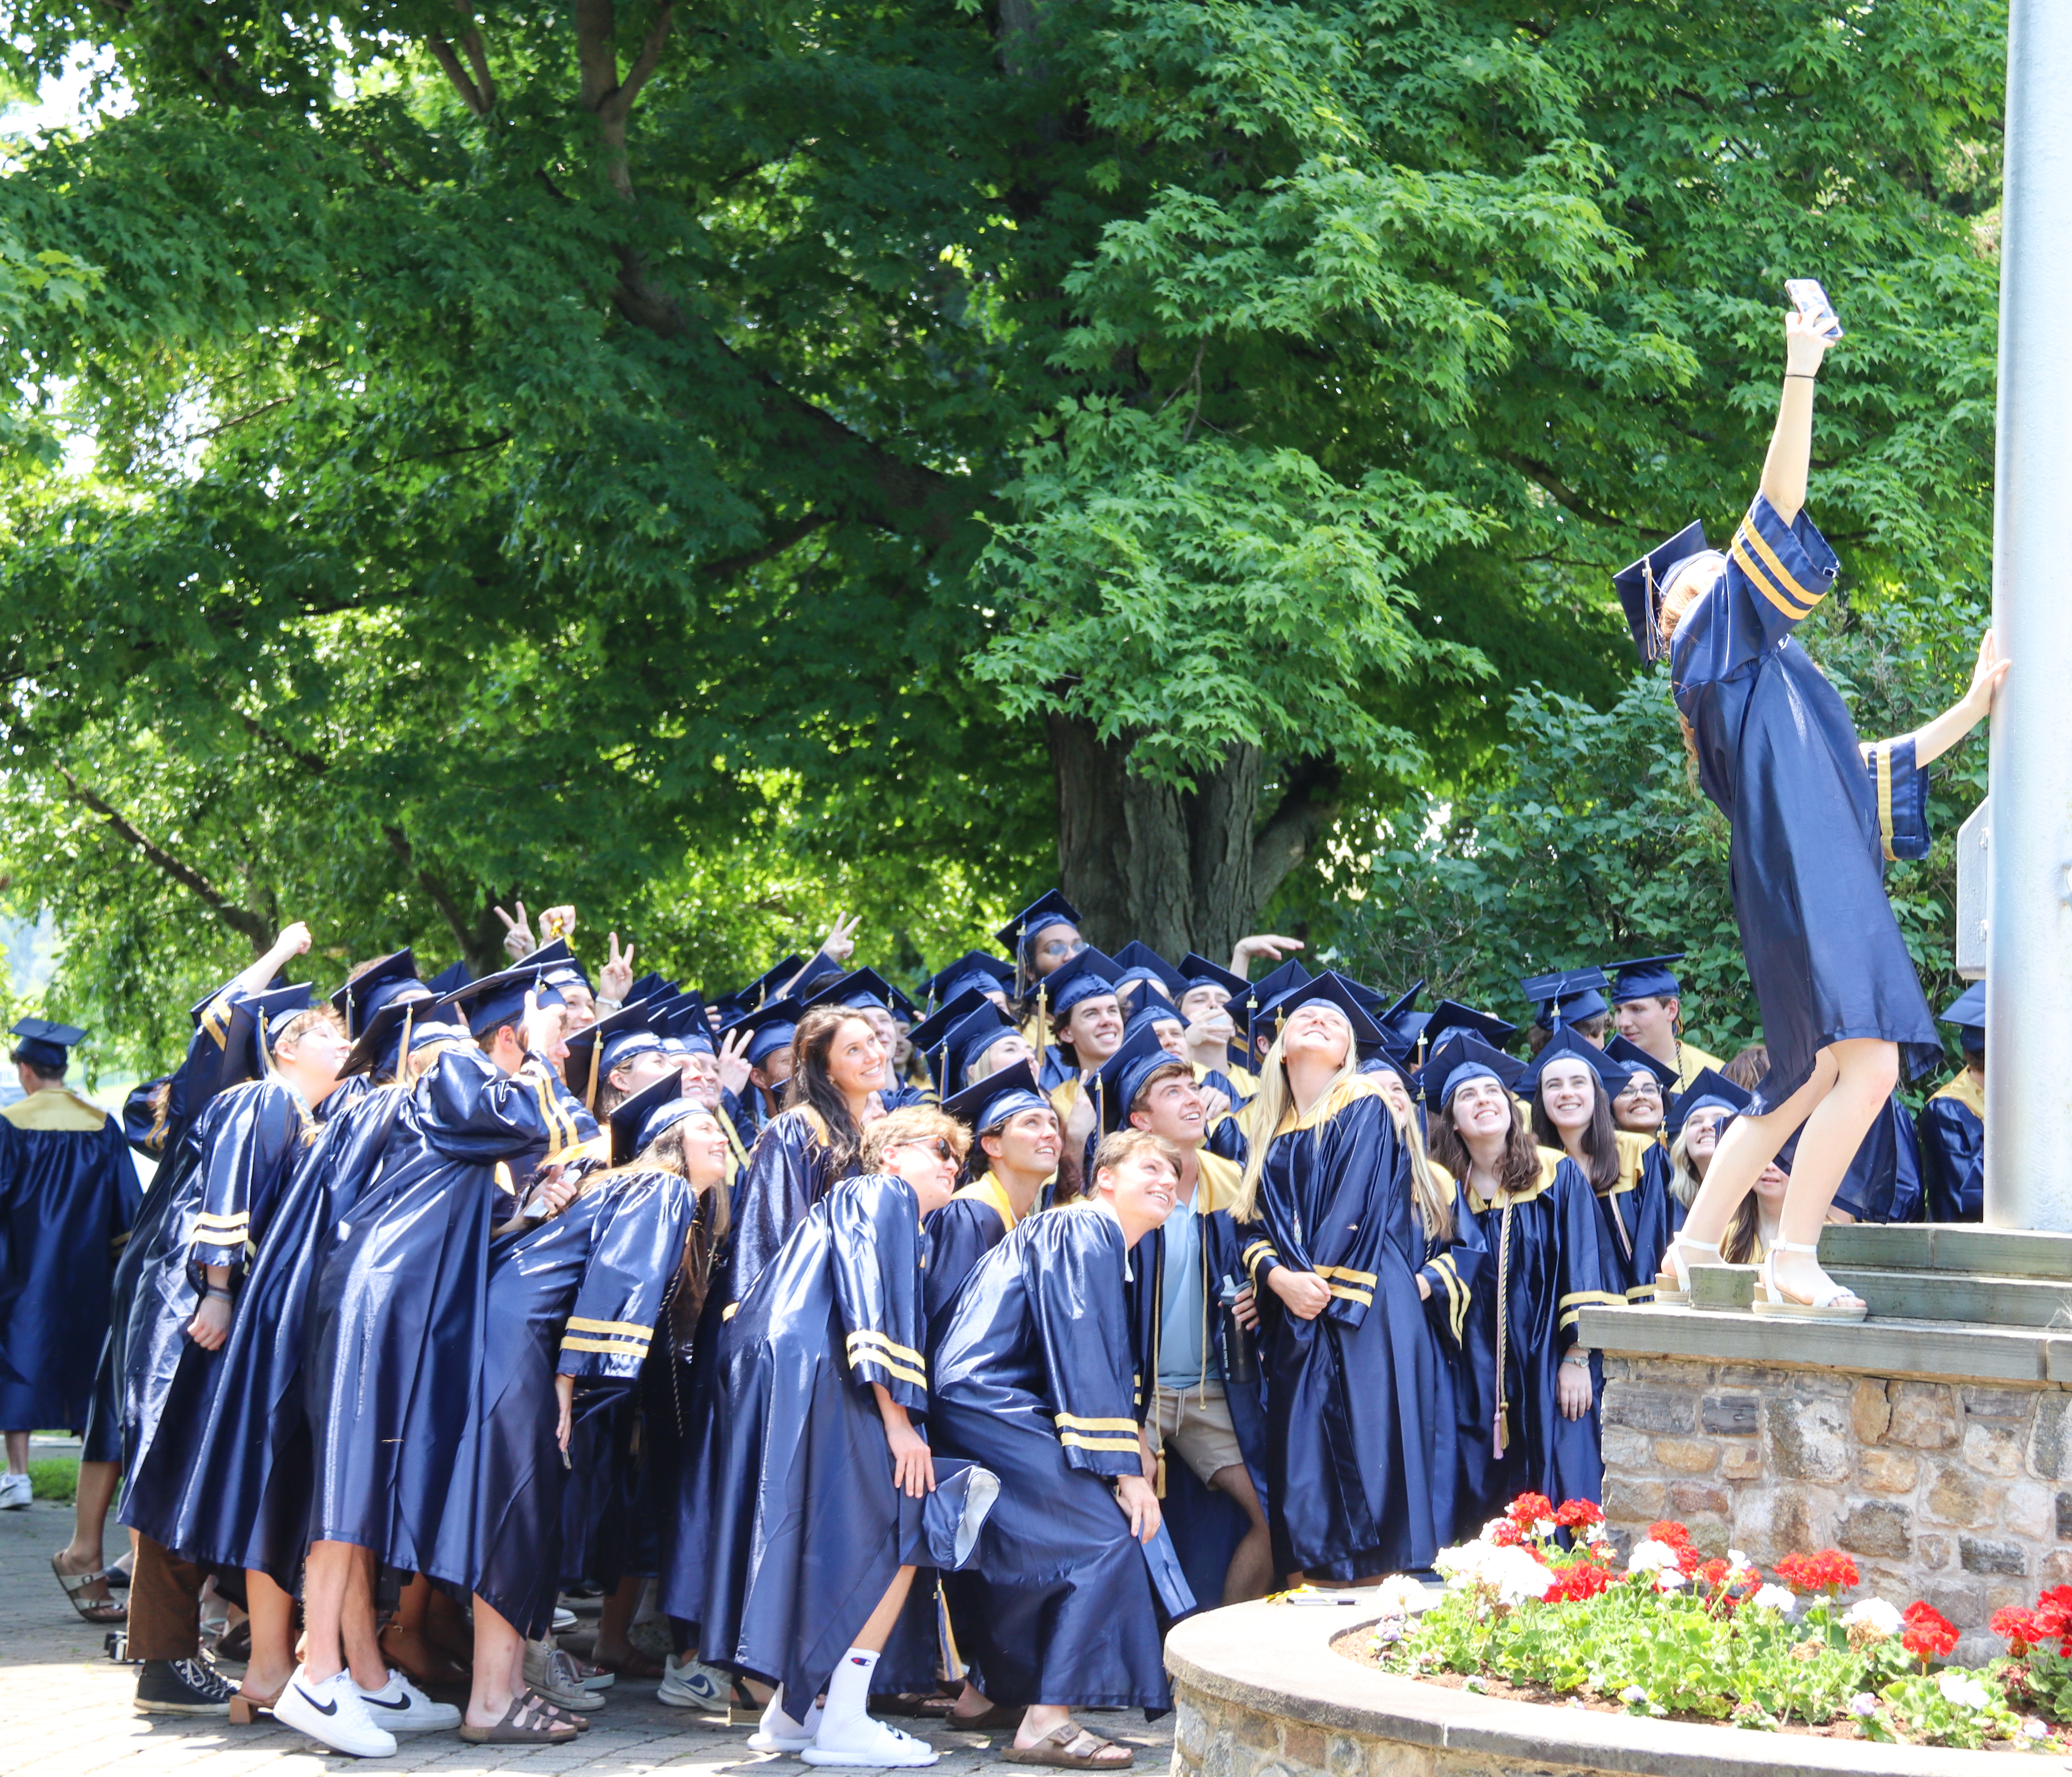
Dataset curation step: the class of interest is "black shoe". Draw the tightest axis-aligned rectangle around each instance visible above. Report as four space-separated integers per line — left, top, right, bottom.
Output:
134 1657 236 1715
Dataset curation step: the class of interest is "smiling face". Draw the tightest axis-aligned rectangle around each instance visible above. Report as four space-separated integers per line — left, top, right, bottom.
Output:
1371 1066 1413 1124
682 1048 720 1108
1612 1070 1664 1133
1537 1057 1598 1136
1281 1004 1352 1069
980 1107 1062 1179
673 1110 732 1194
1683 1105 1724 1169
860 1004 902 1057
610 1048 679 1099
969 1029 1034 1083
1449 1075 1514 1140
558 982 598 1031
1178 984 1235 1043
1061 994 1125 1067
826 1015 887 1096
1753 1160 1790 1210
1095 1146 1179 1235
879 1134 961 1214
1128 1068 1206 1147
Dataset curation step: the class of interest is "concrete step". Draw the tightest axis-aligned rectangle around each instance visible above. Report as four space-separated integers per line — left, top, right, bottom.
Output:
1685 1258 2069 1325
1818 1223 2072 1279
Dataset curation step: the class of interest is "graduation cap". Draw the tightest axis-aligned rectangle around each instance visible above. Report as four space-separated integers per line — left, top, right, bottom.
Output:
918 951 1014 1011
942 1059 1053 1136
736 997 803 1069
907 987 994 1075
425 959 472 997
563 996 663 1097
1256 970 1389 1056
512 936 591 998
9 1017 86 1073
1613 520 1712 664
627 972 676 1005
339 995 426 1080
659 993 715 1055
1373 979 1424 1033
222 984 314 1085
329 949 422 1040
1516 1025 1632 1100
1093 1023 1193 1135
1520 966 1610 1031
739 954 803 1012
1120 1000 1184 1040
1042 946 1122 1020
1665 1067 1753 1141
803 966 919 1024
1603 1032 1678 1094
995 891 1082 990
789 949 846 1003
940 1005 1027 1098
1231 959 1311 1036
1177 953 1248 1001
439 965 563 1042
1419 999 1519 1057
1940 982 1985 1034
1605 953 1686 1005
1110 942 1186 1009
1415 1030 1525 1108
607 1072 689 1167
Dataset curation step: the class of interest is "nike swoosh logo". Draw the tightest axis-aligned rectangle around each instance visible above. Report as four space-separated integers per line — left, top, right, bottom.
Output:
296 1686 339 1717
362 1694 408 1711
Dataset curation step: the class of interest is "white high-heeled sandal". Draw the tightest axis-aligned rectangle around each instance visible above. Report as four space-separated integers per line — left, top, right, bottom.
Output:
1654 1231 1720 1307
1750 1239 1867 1321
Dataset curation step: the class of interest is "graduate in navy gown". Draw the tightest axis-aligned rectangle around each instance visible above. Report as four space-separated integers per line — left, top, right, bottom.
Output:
449 1072 707 1744
933 1129 1185 1768
1919 985 1985 1222
282 967 567 1759
0 1020 136 1532
702 1106 991 1770
1232 976 1473 1582
1425 1036 1607 1529
1620 303 2007 1318
929 1064 1058 1353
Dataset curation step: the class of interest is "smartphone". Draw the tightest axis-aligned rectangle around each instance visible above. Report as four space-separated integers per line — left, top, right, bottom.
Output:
1785 278 1844 342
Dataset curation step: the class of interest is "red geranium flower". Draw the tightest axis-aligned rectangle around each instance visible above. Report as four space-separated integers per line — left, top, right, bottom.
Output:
1554 1498 1605 1529
1507 1493 1556 1528
1489 1518 1524 1548
1775 1550 1860 1595
1646 1520 1694 1549
1993 1607 2042 1654
1900 1601 1959 1666
1697 1558 1730 1589
1544 1563 1615 1605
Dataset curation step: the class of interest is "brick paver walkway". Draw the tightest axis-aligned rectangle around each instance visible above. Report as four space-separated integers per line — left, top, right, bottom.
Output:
0 1472 1174 1777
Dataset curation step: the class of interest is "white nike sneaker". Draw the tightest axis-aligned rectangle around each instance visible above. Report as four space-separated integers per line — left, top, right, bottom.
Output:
656 1653 727 1710
271 1665 398 1758
0 1472 32 1510
803 1717 941 1767
356 1669 461 1732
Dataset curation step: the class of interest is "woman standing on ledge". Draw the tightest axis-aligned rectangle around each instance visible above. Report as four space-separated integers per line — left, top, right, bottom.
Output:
1627 306 2007 1319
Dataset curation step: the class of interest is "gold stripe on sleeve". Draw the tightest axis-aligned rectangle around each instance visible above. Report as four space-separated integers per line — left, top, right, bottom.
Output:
1058 1431 1142 1454
566 1316 653 1340
561 1334 650 1356
1054 1412 1139 1433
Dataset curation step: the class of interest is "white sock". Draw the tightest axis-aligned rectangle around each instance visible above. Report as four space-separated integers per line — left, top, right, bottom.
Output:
762 1686 820 1741
818 1647 881 1740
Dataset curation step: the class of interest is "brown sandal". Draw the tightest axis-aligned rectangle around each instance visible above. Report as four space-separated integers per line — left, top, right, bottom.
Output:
228 1683 285 1725
948 1701 1026 1731
1005 1723 1134 1768
458 1691 579 1745
51 1556 126 1626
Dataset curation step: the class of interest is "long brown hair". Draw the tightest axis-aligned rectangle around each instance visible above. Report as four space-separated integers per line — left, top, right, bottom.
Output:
1528 1075 1621 1194
1428 1087 1542 1201
782 1005 877 1176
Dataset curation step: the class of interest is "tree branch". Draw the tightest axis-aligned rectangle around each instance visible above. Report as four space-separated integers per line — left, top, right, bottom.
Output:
699 512 834 584
56 767 270 948
575 0 621 116
383 824 480 962
425 35 491 116
1250 755 1345 908
607 3 675 119
236 713 329 778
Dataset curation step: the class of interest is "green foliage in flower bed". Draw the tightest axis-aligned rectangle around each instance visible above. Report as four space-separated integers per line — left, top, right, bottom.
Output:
1370 1494 2067 1751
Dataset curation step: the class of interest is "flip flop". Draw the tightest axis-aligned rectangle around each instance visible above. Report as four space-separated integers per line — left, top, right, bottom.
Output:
50 1556 126 1625
1004 1723 1134 1768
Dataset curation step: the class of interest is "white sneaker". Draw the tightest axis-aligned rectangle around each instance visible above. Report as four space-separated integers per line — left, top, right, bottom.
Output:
356 1669 461 1732
803 1717 941 1767
271 1665 397 1758
551 1606 578 1634
656 1653 726 1710
0 1472 31 1510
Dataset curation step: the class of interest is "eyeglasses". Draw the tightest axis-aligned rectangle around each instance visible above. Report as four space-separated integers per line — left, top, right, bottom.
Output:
894 1137 959 1163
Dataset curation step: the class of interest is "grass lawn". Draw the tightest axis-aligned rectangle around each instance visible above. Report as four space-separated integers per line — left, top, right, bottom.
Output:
30 1455 78 1503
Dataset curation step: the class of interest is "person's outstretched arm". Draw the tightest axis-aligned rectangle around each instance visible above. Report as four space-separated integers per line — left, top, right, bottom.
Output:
1901 630 2010 766
1757 310 1833 525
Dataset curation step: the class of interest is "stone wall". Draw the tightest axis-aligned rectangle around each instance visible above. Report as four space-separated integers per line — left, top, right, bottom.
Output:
1173 1682 1553 1777
1599 1356 2069 1656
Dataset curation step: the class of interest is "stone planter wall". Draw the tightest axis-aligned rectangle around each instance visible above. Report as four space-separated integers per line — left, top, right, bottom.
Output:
1597 1355 2069 1658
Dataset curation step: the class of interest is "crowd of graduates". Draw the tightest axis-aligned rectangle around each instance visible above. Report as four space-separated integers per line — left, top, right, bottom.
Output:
0 306 2005 1769
0 885 1988 1766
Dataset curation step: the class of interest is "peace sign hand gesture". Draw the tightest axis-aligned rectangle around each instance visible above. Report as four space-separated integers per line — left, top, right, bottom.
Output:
493 901 535 961
602 932 635 1005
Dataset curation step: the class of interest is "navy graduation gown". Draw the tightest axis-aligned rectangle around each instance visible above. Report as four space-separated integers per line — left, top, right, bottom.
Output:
301 1048 550 1573
1589 1133 1676 1308
455 1169 694 1634
1672 494 1940 1110
922 1175 1018 1352
1831 1095 1924 1224
1919 1072 1984 1222
727 1107 847 1308
127 1085 409 1580
121 1079 317 1546
1235 1078 1471 1580
1455 1152 1607 1528
933 1205 1181 1713
0 1090 136 1434
698 1174 948 1706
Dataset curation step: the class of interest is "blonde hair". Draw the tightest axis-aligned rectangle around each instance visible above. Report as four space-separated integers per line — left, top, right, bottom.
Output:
273 1006 344 1054
1090 1127 1182 1187
1233 1010 1362 1222
860 1105 969 1172
1656 550 1729 650
1394 1098 1456 1244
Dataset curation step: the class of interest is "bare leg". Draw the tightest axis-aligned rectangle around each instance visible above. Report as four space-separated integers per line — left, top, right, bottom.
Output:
54 1460 121 1608
343 1547 387 1690
592 1574 643 1666
1767 1039 1896 1303
243 1570 299 1700
4 1430 27 1472
852 1566 916 1653
465 1595 529 1729
1209 1463 1274 1606
300 1540 356 1683
1673 1051 1836 1248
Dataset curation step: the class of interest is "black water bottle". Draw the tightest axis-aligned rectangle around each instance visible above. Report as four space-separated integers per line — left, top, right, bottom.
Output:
1217 1276 1259 1384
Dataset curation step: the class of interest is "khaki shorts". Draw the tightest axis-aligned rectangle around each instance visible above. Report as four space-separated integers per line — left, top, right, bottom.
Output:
1152 1382 1246 1486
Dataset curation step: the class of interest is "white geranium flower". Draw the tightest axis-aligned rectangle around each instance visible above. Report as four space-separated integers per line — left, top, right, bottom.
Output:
2021 1718 2048 1740
1936 1672 1992 1712
1729 1549 1749 1566
1842 1598 1903 1635
1373 1574 1428 1618
1534 1518 1557 1539
1626 1539 1680 1576
1656 1569 1689 1591
1749 1584 1797 1616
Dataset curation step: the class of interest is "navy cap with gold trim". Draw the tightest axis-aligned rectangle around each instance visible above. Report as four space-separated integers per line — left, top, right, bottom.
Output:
1613 520 1710 663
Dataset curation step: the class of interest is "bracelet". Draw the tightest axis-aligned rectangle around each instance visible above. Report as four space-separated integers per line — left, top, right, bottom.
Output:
1562 1351 1590 1367
204 1287 234 1303
1784 373 1817 382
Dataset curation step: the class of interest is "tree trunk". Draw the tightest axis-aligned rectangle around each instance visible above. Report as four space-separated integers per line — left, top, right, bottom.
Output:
1045 714 1342 963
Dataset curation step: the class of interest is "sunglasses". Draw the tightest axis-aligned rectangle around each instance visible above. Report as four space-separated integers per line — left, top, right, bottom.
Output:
894 1137 958 1162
